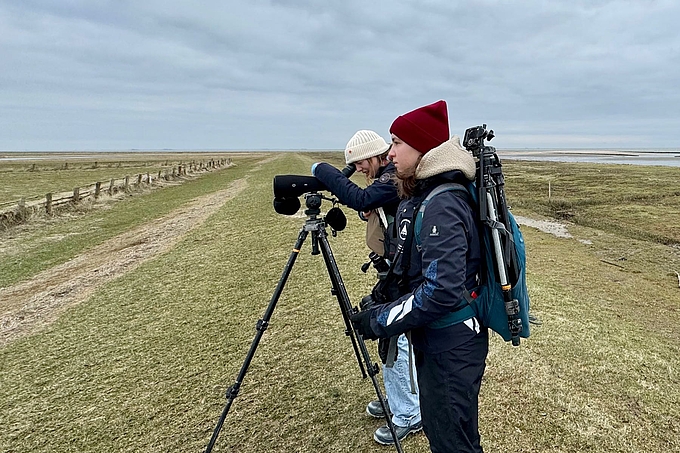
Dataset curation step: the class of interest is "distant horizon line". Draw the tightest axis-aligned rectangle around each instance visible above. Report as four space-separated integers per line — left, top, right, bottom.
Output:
2 147 679 154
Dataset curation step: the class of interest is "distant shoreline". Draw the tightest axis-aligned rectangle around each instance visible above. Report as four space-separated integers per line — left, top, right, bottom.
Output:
2 148 679 167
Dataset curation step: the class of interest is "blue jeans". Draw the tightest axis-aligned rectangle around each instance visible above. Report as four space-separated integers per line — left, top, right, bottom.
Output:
383 333 421 427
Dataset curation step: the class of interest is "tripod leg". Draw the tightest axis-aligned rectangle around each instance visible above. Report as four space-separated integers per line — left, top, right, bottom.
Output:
315 227 405 453
485 190 522 345
204 229 309 453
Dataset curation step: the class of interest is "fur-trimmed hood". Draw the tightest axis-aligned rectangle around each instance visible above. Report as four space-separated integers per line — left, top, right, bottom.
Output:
415 135 476 181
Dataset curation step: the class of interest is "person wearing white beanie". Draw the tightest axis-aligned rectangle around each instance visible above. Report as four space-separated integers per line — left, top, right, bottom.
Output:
344 129 389 164
312 130 423 446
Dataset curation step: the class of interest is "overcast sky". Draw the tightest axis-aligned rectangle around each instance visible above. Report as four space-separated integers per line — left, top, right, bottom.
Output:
1 0 678 151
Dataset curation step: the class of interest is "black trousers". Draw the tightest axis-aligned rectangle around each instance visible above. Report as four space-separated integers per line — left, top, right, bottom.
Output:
415 327 488 453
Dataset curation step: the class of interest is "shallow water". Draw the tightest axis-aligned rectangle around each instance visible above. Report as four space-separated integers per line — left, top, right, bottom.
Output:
497 149 680 167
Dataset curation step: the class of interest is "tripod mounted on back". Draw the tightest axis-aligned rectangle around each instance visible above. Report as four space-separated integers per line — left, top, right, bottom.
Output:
204 183 405 453
463 125 524 345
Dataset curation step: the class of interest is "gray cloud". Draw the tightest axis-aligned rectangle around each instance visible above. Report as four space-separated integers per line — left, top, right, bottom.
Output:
0 0 678 150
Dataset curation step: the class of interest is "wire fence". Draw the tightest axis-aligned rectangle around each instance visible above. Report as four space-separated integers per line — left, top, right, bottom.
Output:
0 158 232 230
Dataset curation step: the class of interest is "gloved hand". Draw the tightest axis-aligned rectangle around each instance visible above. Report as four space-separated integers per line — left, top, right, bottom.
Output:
359 294 375 311
311 162 321 176
350 309 379 340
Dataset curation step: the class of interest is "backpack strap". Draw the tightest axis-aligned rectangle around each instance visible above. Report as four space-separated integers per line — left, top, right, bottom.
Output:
411 182 479 329
414 183 470 246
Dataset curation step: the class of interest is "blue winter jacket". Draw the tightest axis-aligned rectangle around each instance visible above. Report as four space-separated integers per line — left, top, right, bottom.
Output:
313 162 400 217
368 140 483 354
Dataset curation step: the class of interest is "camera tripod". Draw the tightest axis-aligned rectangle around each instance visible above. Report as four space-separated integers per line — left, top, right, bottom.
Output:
204 192 404 453
464 124 524 345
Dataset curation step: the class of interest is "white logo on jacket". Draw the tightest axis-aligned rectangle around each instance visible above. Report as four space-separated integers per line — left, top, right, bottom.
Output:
399 219 411 241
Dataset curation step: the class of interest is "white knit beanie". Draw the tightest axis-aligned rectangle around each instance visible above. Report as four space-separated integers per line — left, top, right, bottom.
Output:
344 130 390 164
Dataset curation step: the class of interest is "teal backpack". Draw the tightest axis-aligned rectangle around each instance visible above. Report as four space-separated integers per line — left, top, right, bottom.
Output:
414 182 531 344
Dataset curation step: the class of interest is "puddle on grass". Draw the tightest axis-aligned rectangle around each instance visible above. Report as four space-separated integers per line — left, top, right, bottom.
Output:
513 216 572 239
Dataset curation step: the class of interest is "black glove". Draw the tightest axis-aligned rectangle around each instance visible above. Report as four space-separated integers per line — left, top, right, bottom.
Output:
359 294 375 311
350 309 379 340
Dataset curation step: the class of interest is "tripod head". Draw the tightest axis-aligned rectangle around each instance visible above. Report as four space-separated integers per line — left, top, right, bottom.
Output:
463 124 495 158
462 124 505 222
273 190 347 233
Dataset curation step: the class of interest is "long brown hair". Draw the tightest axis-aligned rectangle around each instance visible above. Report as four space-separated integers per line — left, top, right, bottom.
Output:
365 151 391 183
395 154 423 198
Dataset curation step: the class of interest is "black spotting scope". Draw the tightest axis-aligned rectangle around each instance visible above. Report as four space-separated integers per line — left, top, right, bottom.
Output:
273 164 355 215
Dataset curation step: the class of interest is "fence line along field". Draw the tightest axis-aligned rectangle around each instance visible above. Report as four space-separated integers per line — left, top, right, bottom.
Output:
0 153 244 230
0 152 679 452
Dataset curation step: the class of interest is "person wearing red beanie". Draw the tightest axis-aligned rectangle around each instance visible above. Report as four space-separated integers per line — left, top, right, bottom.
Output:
389 100 450 154
351 101 487 452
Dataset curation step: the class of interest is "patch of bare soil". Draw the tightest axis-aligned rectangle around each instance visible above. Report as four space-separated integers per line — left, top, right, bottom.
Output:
0 178 247 347
514 215 572 238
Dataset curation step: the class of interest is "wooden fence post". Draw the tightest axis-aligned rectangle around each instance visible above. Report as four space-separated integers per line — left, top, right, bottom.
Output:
124 176 129 191
94 182 101 199
147 173 151 184
137 174 143 185
109 179 115 195
46 193 52 215
158 170 162 180
73 187 80 203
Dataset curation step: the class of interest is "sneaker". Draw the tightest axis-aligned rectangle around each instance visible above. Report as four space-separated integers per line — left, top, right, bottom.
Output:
366 400 391 418
373 421 423 445
528 312 542 326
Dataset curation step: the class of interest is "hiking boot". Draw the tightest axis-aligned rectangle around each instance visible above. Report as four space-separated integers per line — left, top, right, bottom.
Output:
366 400 391 418
528 312 542 326
373 421 423 445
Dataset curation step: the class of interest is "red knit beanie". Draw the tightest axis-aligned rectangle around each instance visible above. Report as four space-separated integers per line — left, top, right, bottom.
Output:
390 100 449 154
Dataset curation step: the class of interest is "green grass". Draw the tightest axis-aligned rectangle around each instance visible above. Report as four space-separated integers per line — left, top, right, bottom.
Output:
0 153 240 203
0 155 262 288
1 154 679 452
503 160 680 244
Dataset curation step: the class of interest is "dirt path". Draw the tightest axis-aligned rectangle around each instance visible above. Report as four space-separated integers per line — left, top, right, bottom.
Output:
0 177 248 347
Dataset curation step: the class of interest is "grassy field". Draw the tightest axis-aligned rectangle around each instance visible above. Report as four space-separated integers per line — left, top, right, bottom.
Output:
0 152 247 202
0 152 679 452
0 153 266 288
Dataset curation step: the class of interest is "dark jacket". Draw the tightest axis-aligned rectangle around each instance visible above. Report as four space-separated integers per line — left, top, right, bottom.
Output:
368 137 483 354
313 162 400 217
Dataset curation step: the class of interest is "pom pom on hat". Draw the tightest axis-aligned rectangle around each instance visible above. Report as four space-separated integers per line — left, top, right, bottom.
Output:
344 130 390 164
390 100 449 154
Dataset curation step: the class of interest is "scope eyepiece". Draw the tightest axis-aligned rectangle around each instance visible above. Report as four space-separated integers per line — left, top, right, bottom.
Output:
341 164 356 178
